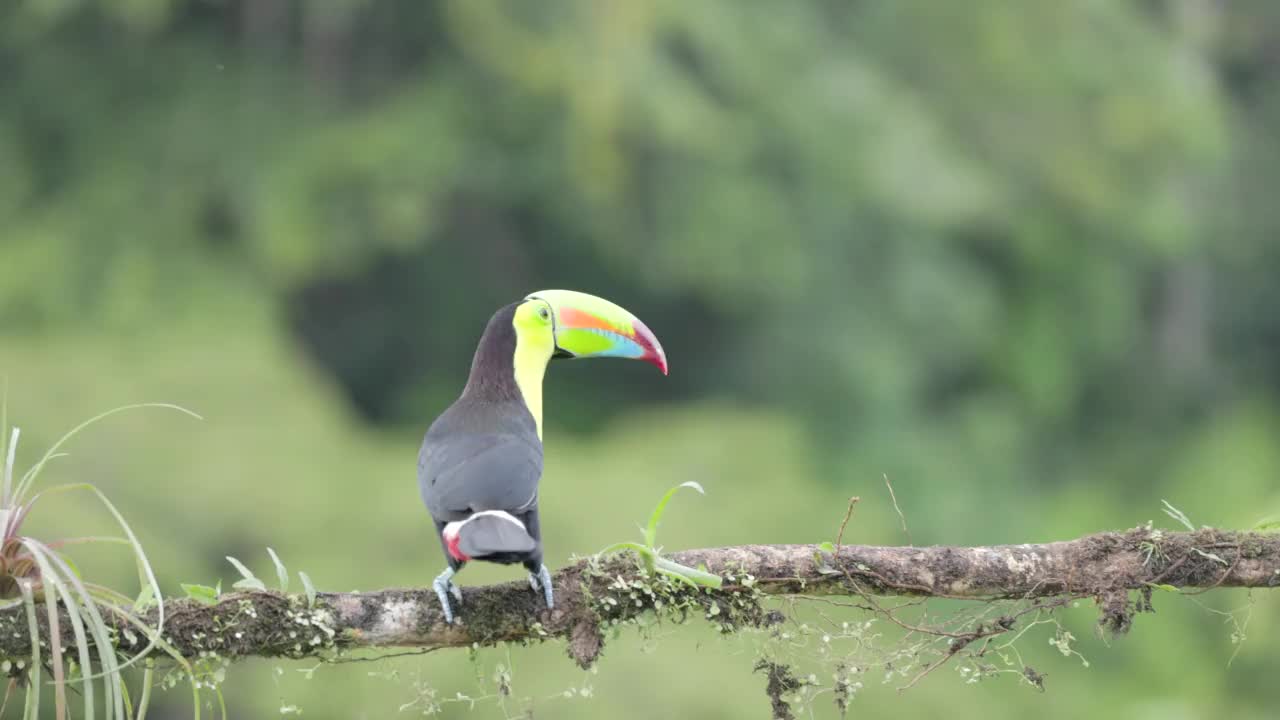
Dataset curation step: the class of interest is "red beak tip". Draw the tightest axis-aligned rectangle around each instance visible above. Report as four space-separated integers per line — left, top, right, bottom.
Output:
651 353 669 375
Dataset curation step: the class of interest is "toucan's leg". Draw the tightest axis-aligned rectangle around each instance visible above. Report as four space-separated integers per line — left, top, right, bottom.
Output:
519 511 552 610
527 564 554 610
432 567 461 623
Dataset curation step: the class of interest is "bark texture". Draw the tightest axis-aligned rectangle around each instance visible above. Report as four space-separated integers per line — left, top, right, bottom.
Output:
2 528 1276 668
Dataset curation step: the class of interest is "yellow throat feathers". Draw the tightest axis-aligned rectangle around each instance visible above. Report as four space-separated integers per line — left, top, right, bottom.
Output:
512 305 554 439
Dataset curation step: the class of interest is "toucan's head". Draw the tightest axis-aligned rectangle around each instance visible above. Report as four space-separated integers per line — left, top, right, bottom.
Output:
513 289 668 374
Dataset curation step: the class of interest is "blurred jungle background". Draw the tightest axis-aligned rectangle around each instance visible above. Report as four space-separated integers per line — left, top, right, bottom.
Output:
4 0 1280 717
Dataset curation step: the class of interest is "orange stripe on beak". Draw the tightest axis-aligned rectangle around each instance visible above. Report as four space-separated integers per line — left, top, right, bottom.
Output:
557 306 627 335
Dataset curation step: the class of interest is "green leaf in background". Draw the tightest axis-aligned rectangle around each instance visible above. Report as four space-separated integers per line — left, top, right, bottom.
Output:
1253 515 1280 532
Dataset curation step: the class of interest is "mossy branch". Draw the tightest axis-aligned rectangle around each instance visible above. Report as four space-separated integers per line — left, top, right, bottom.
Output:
1 528 1277 669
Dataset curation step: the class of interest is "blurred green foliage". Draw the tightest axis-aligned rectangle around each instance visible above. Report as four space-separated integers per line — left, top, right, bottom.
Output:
3 0 1280 717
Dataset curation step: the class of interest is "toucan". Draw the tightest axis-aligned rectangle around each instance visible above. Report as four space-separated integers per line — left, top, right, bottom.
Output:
418 290 668 623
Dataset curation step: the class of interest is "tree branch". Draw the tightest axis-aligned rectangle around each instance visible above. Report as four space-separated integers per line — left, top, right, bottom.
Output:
3 528 1277 669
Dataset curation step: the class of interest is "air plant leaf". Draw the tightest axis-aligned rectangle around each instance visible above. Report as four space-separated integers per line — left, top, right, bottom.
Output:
1160 500 1195 531
27 543 100 720
60 553 83 580
36 543 131 716
66 485 166 674
13 403 201 504
19 580 42 720
1 404 202 719
3 427 17 508
267 548 289 592
226 556 260 584
299 571 317 609
37 556 69 720
1 376 8 459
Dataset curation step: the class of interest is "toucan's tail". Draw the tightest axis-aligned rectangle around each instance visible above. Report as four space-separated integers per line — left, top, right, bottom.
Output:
453 510 536 560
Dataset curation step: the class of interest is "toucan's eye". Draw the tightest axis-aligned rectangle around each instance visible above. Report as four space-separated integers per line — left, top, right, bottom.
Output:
538 307 550 321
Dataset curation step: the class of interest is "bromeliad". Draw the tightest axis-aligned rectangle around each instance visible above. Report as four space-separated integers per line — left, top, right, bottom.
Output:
417 290 667 623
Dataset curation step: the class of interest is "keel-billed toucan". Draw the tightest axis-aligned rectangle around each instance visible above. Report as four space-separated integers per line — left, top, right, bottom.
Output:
418 290 667 623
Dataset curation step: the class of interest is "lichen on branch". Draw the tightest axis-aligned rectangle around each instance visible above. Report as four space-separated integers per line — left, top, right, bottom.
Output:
1 528 1277 670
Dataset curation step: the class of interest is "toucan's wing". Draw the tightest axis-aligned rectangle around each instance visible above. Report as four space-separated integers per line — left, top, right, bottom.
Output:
418 418 543 523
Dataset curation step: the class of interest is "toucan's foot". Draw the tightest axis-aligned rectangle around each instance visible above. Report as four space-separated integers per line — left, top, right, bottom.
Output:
432 568 460 624
528 564 555 610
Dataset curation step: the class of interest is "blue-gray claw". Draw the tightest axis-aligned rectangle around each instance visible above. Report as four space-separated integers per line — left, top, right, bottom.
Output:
528 564 555 610
433 567 459 624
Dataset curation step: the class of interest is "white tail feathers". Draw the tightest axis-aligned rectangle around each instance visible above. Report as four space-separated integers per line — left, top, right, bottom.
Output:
442 510 527 540
444 510 535 559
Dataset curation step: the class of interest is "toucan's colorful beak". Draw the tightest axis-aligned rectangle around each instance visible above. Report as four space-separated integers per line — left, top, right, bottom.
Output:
525 289 668 375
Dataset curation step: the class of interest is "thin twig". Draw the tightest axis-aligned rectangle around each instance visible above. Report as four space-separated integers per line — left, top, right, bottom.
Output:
883 474 912 546
898 646 960 692
835 496 860 550
324 648 443 664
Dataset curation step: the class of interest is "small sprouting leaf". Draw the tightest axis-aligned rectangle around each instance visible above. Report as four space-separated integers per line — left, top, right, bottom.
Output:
1253 515 1280 532
233 577 267 592
226 555 260 583
659 567 701 587
645 481 708 548
654 556 722 588
299 571 317 608
181 584 219 606
598 541 651 555
133 583 155 611
267 547 289 592
1147 583 1179 593
818 542 836 553
59 554 82 579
